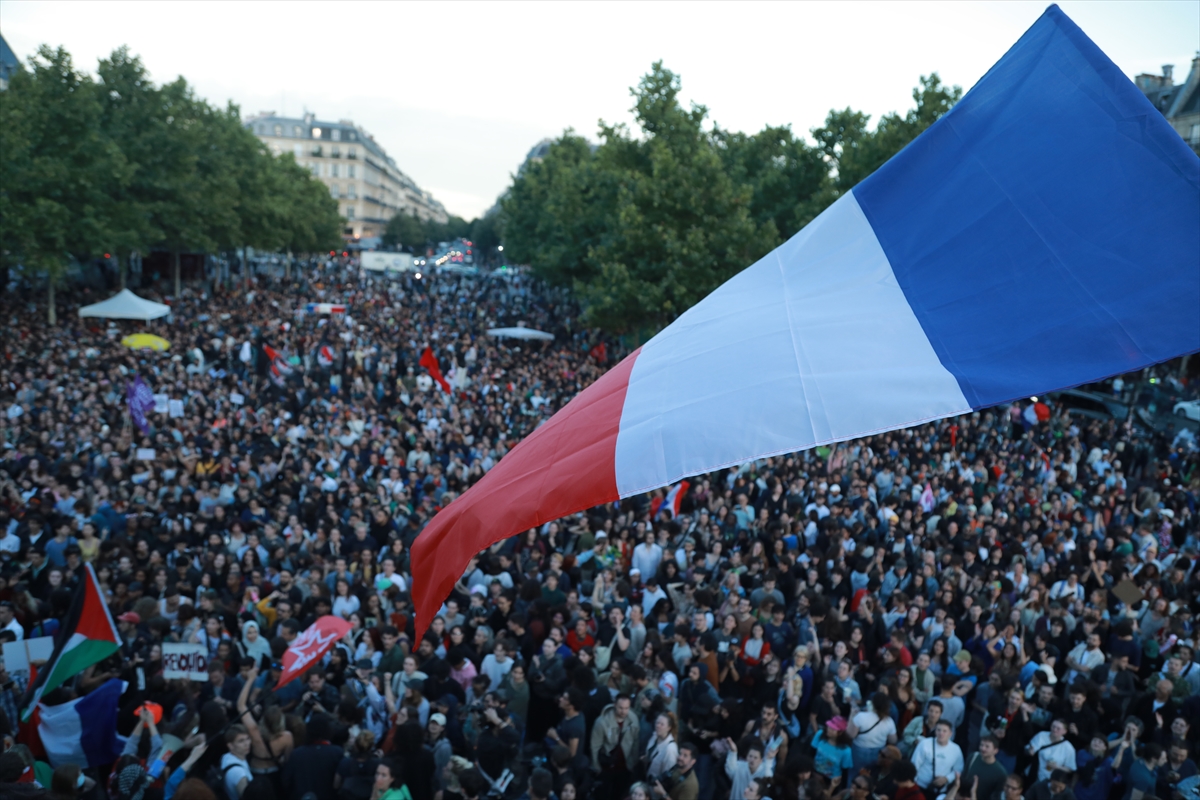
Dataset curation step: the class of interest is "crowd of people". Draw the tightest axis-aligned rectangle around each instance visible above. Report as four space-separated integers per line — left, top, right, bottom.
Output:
0 260 1198 800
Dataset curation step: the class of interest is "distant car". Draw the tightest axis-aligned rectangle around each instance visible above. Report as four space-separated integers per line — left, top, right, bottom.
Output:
1053 388 1126 422
1174 400 1200 421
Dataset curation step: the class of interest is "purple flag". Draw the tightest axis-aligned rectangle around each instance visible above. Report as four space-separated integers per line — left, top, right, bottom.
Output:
126 375 155 433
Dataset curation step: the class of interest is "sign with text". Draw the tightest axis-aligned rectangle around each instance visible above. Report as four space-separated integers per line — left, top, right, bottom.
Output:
162 643 209 681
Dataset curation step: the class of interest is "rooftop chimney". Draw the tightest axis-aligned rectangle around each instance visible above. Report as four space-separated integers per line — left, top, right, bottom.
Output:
1163 64 1174 83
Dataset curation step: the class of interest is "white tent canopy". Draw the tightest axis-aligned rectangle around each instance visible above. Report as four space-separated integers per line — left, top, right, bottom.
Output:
78 289 171 321
486 326 554 341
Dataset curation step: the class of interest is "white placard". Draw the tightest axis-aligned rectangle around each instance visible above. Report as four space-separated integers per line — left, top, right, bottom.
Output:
1 636 55 673
229 392 245 406
168 399 185 418
136 448 156 461
153 394 169 414
162 643 209 681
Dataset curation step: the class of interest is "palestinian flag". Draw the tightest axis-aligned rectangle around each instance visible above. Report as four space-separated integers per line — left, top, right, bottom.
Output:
20 565 119 721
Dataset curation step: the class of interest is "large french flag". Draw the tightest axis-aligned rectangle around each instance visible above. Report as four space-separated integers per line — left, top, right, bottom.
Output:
412 5 1200 636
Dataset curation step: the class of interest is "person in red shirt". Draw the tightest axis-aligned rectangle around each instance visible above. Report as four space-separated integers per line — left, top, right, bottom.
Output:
565 618 595 653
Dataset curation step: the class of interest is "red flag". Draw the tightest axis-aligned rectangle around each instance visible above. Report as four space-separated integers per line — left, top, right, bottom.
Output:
275 616 352 689
589 342 608 364
420 347 451 393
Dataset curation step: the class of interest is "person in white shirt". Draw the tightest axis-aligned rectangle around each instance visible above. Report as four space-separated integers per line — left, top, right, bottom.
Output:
1026 719 1076 782
1049 573 1084 603
631 532 663 580
848 692 899 773
911 720 964 791
0 602 23 641
221 724 253 799
1065 634 1105 684
480 641 514 691
641 579 667 619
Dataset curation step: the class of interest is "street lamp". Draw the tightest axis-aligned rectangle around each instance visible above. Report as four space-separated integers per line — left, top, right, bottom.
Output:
498 245 504 252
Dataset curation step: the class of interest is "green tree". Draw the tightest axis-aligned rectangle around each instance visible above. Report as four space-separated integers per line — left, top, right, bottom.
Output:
383 211 425 250
812 74 962 197
504 63 768 334
470 211 502 261
0 46 130 323
578 63 766 332
714 124 828 249
501 132 603 288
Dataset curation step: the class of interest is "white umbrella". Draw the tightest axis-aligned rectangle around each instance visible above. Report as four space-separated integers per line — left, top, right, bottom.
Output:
486 327 554 342
78 289 171 321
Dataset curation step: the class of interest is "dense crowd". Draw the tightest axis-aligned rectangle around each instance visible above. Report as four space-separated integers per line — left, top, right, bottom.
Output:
0 261 1198 800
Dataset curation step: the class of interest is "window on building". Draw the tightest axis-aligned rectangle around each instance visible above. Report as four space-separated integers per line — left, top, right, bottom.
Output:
348 184 357 199
1192 123 1200 143
311 145 322 157
348 147 357 160
346 206 356 219
274 125 282 136
312 127 322 139
293 126 302 137
310 163 320 177
331 146 340 158
331 129 341 142
348 131 356 141
348 165 356 178
331 164 339 178
294 144 304 158
331 184 340 198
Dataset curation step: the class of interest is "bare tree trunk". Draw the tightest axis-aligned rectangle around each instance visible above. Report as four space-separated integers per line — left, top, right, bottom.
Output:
173 250 181 297
242 247 249 292
48 280 56 326
285 250 292 281
119 255 127 290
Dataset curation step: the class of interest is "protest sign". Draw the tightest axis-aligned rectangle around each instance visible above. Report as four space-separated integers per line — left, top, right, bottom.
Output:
162 643 209 681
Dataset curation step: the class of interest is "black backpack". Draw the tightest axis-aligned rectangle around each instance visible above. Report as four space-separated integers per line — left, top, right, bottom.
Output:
339 758 379 800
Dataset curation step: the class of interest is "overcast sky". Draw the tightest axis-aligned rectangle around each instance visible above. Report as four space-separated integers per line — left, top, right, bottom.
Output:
2 1 1197 219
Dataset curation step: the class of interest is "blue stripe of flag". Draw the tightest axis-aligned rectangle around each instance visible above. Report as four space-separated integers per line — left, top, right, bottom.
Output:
854 4 1200 410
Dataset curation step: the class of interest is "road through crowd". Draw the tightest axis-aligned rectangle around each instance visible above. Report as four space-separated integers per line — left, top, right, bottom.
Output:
0 263 1198 800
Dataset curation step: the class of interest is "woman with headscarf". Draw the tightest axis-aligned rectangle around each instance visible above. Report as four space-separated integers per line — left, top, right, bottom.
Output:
237 620 272 667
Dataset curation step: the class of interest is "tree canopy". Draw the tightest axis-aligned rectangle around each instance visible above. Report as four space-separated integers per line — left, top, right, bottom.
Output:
500 63 961 335
0 44 343 320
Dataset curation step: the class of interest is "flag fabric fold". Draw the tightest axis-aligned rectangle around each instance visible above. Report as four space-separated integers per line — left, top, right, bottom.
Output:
275 616 352 689
651 481 690 519
410 4 1200 639
21 564 120 720
420 347 451 393
126 376 155 433
37 678 126 768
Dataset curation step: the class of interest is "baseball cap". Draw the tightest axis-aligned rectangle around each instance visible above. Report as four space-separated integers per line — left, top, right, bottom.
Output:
354 658 374 671
429 713 447 726
826 716 848 731
117 612 141 624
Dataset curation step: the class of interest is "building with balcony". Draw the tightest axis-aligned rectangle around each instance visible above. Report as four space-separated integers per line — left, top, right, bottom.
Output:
1135 58 1200 154
244 111 448 240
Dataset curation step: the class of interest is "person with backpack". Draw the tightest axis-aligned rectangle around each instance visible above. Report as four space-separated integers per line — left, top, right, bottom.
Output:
848 692 899 774
220 725 253 800
336 731 381 800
